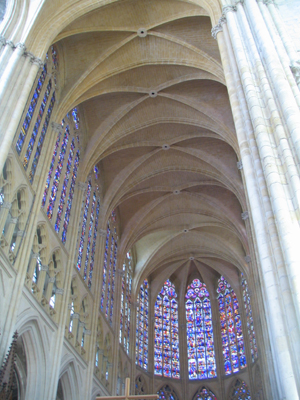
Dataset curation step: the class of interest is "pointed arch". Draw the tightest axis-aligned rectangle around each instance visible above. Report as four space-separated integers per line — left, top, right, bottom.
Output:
185 278 216 379
192 386 217 400
154 279 180 379
228 379 251 400
217 276 246 375
157 384 179 400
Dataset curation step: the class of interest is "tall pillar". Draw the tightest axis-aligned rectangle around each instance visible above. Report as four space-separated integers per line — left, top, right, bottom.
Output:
212 6 300 398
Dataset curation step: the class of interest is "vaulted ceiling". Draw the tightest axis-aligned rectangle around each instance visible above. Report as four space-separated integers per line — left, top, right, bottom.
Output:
42 0 248 293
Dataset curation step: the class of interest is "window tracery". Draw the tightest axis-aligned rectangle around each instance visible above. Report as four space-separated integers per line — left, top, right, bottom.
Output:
229 379 251 400
135 375 147 396
192 387 217 400
241 274 258 362
157 385 179 400
95 317 104 377
154 279 180 379
41 111 80 244
217 276 247 375
186 279 216 380
16 45 58 183
100 210 118 325
119 250 133 354
136 278 149 370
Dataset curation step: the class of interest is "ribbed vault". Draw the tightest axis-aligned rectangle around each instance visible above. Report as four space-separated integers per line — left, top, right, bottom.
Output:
41 0 248 298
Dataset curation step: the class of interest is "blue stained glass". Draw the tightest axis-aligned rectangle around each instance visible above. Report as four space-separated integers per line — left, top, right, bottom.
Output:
83 192 96 281
105 236 114 319
88 199 100 288
77 180 92 270
72 107 80 129
186 279 217 380
16 64 47 155
231 380 251 400
51 45 59 69
42 131 62 207
29 92 56 183
62 149 80 243
136 279 149 369
55 138 75 232
23 80 52 169
119 251 132 354
193 387 217 400
154 280 180 379
46 126 70 219
110 240 117 324
241 274 258 363
94 165 99 179
217 276 246 375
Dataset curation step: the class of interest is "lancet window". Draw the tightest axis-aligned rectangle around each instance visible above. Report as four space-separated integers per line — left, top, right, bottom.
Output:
100 211 118 325
41 110 80 244
157 385 179 400
217 276 246 375
186 279 217 380
119 250 133 354
136 279 149 370
192 387 217 400
154 280 180 379
76 173 100 289
241 274 258 362
15 45 58 183
229 379 251 400
0 160 12 234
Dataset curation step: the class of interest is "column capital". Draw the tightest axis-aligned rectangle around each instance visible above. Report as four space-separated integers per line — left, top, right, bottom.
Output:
17 230 25 237
117 269 125 277
6 40 15 49
245 255 251 264
51 122 63 134
49 277 56 283
237 160 243 170
40 264 49 272
241 211 249 220
15 42 26 53
78 181 87 192
72 312 80 320
99 229 107 238
211 16 227 40
0 36 6 47
56 288 64 295
1 202 11 209
10 217 18 224
31 56 44 69
222 5 237 15
84 328 91 335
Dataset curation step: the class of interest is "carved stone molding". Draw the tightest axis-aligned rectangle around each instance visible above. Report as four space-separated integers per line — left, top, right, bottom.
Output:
49 277 56 283
40 264 49 272
78 181 87 192
6 40 15 49
84 328 91 335
117 268 125 277
10 218 18 224
15 42 26 53
72 312 80 320
17 230 24 237
51 122 62 134
222 5 237 15
245 255 251 264
211 16 227 39
1 202 11 209
0 36 6 47
237 160 243 170
241 211 249 220
32 252 40 259
290 62 300 85
98 229 107 238
31 56 44 68
56 288 64 295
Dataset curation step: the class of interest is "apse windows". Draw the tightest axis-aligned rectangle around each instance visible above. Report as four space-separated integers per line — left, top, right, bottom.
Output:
154 280 180 379
192 387 217 400
241 274 258 362
100 210 118 325
229 379 251 400
41 110 80 244
76 175 100 289
186 279 217 380
16 45 58 183
217 276 247 375
119 250 133 354
136 279 149 370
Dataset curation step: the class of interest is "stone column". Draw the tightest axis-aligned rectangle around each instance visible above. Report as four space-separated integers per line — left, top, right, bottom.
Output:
0 56 44 173
0 201 11 233
36 264 49 301
212 12 299 400
0 39 15 76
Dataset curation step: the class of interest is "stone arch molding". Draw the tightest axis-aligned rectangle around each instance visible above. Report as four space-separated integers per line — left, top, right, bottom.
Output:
59 355 82 400
15 318 47 400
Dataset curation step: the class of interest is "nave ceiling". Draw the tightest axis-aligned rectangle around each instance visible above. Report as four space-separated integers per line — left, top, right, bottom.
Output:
27 0 249 293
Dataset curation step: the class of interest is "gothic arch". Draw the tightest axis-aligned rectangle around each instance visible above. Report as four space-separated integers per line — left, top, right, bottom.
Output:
228 378 251 400
157 384 179 400
59 357 81 400
15 319 47 400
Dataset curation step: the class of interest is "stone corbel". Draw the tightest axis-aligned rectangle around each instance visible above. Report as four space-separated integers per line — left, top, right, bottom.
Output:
222 5 237 15
211 15 227 39
245 255 251 264
237 160 243 170
241 211 249 220
51 122 63 134
98 229 107 238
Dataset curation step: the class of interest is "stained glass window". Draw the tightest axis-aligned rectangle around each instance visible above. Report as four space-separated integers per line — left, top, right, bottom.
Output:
100 211 118 325
217 276 247 375
119 251 133 354
192 387 217 400
230 379 251 400
157 385 178 400
154 280 180 379
16 64 47 155
136 279 149 370
241 274 258 362
16 43 58 183
42 110 81 244
186 279 216 380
